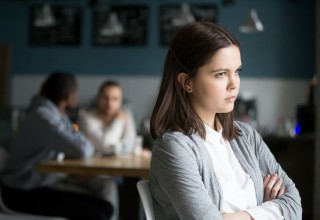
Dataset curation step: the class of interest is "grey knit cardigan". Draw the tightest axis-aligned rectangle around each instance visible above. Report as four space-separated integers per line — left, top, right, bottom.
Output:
149 121 302 220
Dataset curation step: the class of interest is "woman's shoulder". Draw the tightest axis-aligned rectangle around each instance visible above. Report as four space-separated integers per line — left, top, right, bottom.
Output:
153 131 200 154
157 131 193 142
234 120 258 137
121 109 135 122
233 121 263 150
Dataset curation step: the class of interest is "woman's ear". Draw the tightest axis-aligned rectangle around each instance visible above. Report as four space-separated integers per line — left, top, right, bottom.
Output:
177 72 192 93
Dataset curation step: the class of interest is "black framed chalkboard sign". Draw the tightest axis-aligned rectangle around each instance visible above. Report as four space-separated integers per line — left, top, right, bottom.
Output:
29 4 82 46
160 4 218 46
92 5 148 46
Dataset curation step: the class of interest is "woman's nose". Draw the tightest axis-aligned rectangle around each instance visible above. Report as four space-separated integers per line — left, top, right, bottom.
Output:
227 75 238 90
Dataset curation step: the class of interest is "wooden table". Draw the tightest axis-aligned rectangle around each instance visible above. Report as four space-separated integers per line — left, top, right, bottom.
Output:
37 155 151 178
38 155 151 220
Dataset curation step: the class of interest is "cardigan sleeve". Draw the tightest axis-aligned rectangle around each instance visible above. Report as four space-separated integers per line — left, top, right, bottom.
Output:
150 133 222 220
238 122 302 220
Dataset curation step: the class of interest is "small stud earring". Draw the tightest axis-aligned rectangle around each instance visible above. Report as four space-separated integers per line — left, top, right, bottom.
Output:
187 87 192 93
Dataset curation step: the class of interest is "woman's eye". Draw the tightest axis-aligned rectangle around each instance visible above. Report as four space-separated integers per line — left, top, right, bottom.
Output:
215 72 226 78
235 68 243 75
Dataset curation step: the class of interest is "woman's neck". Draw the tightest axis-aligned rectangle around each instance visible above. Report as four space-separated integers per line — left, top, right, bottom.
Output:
201 114 222 132
198 112 216 130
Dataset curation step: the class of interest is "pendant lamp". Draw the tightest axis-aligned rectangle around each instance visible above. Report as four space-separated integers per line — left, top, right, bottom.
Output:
33 4 56 27
171 3 195 27
239 8 264 33
99 12 124 37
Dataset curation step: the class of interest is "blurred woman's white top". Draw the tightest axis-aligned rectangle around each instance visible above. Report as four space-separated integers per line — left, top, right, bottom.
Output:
78 109 136 155
203 123 284 219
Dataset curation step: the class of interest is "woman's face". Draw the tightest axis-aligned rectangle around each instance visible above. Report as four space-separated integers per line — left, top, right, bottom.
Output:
188 45 241 123
97 85 123 116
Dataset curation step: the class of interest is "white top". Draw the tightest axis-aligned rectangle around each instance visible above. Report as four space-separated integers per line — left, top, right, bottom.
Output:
203 124 284 219
78 109 136 155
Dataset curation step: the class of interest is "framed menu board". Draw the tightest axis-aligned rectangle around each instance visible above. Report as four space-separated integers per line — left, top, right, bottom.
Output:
29 4 82 46
160 4 218 46
92 5 148 46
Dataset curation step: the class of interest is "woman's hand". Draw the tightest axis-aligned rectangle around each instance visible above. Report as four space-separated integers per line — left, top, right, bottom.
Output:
263 173 285 202
116 110 127 121
223 211 253 220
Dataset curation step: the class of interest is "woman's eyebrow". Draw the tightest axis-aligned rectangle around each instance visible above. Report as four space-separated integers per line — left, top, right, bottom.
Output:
210 68 228 73
210 65 242 73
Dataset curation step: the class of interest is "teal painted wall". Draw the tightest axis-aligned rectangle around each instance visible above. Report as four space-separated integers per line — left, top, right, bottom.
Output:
0 0 315 78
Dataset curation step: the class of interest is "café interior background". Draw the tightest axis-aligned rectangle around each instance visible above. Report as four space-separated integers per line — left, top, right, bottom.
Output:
0 0 315 134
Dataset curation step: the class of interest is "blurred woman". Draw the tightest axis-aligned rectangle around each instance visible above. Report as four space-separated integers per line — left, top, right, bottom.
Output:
79 81 136 156
78 81 137 220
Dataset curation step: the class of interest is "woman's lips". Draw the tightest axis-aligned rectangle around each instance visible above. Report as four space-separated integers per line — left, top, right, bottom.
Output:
225 96 237 102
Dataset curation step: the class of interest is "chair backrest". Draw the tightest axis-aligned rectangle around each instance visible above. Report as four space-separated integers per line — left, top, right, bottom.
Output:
136 180 156 220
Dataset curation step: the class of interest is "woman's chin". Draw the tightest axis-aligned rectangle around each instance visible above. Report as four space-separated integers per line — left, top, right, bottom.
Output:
219 106 234 113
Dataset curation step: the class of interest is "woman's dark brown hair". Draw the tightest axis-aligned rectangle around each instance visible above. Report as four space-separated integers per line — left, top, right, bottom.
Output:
150 21 241 140
97 80 122 97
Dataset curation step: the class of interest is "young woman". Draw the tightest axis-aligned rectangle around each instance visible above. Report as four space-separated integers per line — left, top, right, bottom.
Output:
77 81 137 220
78 81 136 156
1 72 113 220
149 22 302 220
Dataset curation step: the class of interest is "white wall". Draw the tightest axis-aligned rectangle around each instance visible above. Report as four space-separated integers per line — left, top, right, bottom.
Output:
10 75 309 134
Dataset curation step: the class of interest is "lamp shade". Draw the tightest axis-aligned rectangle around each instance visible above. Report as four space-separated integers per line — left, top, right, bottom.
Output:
239 8 264 33
171 3 195 27
99 12 124 37
33 4 56 27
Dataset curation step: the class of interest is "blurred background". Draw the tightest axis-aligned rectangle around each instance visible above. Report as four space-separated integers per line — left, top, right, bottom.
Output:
0 0 316 131
0 0 319 219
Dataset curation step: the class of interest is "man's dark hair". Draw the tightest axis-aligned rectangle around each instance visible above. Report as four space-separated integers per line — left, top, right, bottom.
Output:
40 71 77 105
